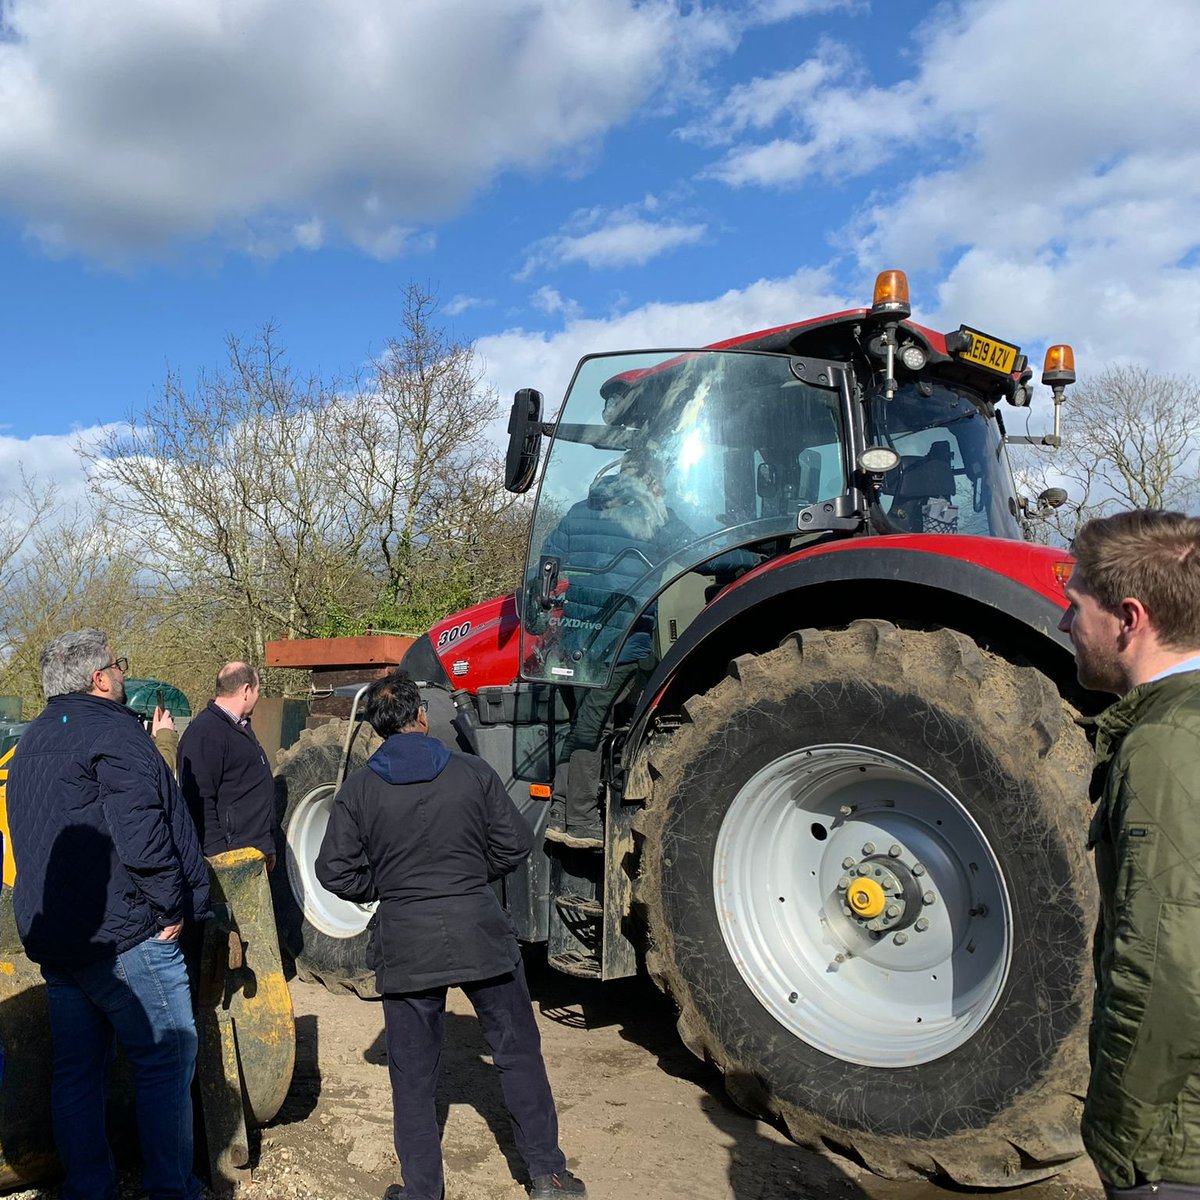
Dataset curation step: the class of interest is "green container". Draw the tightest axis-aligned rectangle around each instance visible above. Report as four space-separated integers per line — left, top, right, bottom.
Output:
123 678 192 721
0 720 28 757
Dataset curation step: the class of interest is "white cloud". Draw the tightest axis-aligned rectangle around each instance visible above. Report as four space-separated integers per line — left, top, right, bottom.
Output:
444 294 490 317
479 264 848 420
529 287 581 321
696 0 1200 388
519 198 707 276
0 0 695 261
683 40 857 144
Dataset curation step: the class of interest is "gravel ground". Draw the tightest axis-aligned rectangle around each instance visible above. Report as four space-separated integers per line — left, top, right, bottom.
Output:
5 956 1107 1200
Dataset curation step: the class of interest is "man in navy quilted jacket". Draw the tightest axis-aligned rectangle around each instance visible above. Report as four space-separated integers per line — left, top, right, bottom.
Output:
7 629 210 1200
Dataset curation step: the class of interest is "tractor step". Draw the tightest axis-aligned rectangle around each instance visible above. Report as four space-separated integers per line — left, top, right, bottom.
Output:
547 950 603 979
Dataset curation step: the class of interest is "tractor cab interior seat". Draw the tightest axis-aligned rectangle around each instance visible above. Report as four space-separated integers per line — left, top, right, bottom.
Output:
885 439 956 533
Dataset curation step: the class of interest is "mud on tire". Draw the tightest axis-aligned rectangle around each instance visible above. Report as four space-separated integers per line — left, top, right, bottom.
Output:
271 721 379 999
634 620 1094 1185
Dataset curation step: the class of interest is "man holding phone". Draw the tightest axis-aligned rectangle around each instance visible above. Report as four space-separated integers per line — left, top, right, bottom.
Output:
6 629 211 1200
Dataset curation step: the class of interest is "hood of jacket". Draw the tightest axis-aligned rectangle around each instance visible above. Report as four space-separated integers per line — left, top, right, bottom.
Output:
367 732 451 785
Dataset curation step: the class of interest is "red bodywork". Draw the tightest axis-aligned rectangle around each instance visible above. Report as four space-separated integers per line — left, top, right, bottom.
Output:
426 535 1073 698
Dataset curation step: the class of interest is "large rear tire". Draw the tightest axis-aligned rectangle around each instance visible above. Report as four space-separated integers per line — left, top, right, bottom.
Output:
635 620 1094 1185
270 721 379 999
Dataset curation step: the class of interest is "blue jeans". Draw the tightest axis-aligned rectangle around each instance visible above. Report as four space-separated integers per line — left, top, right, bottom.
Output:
41 935 201 1200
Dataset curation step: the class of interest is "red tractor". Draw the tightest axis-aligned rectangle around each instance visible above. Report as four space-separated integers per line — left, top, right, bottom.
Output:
272 271 1095 1185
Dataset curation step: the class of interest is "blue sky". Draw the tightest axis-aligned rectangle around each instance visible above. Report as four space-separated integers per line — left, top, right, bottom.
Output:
2 0 1198 498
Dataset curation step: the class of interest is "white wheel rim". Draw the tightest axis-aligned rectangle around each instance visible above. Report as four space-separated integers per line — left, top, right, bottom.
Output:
713 744 1012 1067
285 783 377 939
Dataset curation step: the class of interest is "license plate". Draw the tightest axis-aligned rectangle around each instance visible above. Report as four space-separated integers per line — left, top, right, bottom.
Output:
955 326 1019 376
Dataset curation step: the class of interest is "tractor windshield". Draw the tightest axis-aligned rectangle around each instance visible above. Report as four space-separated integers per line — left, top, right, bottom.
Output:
521 349 846 687
868 383 1022 540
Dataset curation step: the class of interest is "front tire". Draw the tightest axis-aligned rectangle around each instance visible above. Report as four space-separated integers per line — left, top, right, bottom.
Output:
636 620 1094 1184
271 721 379 999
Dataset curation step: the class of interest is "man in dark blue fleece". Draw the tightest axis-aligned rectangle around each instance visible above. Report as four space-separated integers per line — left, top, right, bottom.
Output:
7 629 210 1200
316 669 586 1200
178 661 276 868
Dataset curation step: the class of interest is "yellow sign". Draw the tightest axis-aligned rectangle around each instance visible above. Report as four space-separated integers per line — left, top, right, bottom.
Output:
956 326 1019 376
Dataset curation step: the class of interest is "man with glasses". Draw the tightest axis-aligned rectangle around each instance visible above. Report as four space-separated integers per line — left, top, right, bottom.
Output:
179 661 277 870
6 629 210 1200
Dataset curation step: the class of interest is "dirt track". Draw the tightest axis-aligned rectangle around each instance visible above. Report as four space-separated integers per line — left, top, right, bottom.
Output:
225 956 1105 1200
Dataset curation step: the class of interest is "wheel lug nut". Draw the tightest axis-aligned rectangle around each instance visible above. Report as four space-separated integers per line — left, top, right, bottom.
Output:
837 876 850 890
856 864 870 875
866 918 881 931
888 844 902 858
893 932 908 945
885 904 900 918
912 863 926 876
842 857 856 870
915 917 929 932
839 804 853 815
923 891 936 905
862 842 875 855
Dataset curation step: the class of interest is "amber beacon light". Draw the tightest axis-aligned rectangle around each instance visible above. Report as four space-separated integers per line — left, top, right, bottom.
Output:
1042 344 1076 387
871 269 911 318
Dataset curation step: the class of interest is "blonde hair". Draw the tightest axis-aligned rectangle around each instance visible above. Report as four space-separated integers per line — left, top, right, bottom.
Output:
1072 509 1200 649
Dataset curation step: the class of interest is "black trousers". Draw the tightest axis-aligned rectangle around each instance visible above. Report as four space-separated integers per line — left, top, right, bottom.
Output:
382 961 566 1199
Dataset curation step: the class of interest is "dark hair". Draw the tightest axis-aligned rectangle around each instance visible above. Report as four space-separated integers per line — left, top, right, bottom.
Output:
216 662 259 697
362 669 423 737
1072 509 1200 649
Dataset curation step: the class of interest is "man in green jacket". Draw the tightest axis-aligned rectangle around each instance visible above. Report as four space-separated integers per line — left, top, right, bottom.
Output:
1059 509 1200 1197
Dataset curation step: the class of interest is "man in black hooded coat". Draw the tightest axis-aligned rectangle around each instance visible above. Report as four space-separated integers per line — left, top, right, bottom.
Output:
315 669 586 1200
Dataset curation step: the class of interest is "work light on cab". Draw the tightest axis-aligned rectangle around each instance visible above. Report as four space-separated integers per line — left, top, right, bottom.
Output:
871 269 911 318
860 446 901 473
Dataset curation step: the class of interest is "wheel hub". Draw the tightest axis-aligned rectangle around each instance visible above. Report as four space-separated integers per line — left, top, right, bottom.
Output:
839 853 930 934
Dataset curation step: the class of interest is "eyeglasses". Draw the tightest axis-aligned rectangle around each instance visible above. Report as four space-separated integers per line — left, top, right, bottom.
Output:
100 657 129 674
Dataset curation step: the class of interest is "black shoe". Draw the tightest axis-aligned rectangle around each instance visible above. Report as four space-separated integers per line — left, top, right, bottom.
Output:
382 1187 443 1200
529 1170 587 1198
547 796 566 832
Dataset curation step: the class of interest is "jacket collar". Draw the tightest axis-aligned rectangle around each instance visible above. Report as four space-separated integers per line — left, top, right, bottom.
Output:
47 691 139 720
1091 673 1200 793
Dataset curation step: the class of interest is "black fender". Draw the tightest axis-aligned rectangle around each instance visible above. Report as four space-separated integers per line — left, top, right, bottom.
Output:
627 543 1089 749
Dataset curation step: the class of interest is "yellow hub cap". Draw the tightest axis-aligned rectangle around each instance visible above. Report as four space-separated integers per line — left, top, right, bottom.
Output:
847 878 886 918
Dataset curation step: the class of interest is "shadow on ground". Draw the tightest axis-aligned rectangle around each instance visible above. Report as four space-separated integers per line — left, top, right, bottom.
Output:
522 947 871 1200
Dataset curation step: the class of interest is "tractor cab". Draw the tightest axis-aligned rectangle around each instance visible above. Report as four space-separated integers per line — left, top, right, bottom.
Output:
510 271 1066 691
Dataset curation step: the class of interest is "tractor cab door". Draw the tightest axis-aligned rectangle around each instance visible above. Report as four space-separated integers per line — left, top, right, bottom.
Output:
519 349 848 688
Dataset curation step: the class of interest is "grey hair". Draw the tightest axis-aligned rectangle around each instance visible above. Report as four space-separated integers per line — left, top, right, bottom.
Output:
40 629 111 699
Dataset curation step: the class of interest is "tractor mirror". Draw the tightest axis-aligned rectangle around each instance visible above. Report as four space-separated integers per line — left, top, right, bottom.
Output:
1037 487 1069 511
505 388 544 494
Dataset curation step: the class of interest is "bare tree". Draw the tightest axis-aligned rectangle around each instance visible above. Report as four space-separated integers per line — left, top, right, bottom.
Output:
79 290 530 666
1012 365 1200 543
333 283 528 632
